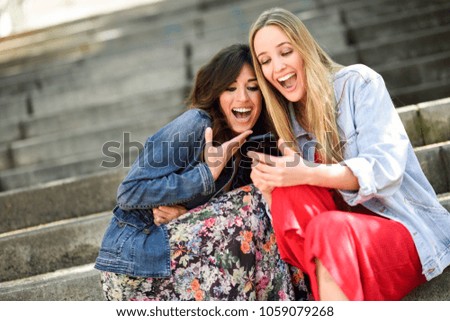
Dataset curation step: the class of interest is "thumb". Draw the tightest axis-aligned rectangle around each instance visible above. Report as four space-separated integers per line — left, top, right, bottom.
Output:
278 137 296 156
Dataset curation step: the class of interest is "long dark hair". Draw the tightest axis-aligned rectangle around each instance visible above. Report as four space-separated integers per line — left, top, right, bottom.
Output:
186 43 271 144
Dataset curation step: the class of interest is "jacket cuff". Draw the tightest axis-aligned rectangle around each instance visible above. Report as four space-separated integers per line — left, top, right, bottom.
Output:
339 157 377 206
198 162 215 195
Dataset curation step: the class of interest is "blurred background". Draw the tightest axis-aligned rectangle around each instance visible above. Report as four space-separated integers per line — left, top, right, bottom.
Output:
0 0 449 300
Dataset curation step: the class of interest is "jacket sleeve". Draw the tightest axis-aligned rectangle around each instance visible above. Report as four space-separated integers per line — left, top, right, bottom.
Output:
116 109 215 210
339 69 410 206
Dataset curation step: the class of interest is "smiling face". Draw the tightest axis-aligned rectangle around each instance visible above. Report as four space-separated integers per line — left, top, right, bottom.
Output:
253 25 307 104
219 63 262 134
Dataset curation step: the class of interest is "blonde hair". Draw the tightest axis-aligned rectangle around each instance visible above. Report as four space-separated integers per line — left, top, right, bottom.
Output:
249 7 343 163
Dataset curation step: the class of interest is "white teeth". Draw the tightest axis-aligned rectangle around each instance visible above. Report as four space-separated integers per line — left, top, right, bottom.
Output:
278 73 295 82
232 108 251 113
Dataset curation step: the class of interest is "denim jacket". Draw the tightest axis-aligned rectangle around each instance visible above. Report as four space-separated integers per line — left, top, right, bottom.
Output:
95 109 253 277
291 64 450 281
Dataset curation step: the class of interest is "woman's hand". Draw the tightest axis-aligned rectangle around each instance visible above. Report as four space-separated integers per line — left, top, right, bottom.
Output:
249 138 312 187
249 138 314 206
204 127 252 180
250 138 360 196
153 205 188 226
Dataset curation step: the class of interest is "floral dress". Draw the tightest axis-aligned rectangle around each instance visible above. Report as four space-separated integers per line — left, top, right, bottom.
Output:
100 185 311 301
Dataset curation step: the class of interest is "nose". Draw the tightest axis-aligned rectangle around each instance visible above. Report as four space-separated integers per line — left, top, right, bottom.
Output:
273 56 286 72
236 87 250 102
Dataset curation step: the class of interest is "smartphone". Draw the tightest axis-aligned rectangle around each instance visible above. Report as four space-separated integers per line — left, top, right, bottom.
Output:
240 132 281 156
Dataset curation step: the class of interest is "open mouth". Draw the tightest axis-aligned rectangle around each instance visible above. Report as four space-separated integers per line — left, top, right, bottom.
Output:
232 107 252 120
278 72 297 89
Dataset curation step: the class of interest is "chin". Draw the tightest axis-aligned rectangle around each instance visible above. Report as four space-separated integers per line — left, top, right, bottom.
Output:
232 126 250 134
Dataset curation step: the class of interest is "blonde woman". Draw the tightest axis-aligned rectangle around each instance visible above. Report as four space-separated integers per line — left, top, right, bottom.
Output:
248 7 450 301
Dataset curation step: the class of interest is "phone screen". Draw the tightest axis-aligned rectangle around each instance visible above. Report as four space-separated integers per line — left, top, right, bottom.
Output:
240 132 281 157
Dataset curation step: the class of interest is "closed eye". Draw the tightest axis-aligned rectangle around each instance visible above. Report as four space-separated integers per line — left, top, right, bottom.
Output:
281 49 293 56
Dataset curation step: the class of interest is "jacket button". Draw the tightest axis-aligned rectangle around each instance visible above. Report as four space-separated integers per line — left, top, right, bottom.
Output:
143 228 150 235
117 222 125 228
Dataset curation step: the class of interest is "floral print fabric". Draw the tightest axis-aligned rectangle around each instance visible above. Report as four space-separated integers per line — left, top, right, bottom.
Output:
100 185 311 301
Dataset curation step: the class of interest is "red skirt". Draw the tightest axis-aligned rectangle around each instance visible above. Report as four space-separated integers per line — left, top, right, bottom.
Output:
271 185 426 301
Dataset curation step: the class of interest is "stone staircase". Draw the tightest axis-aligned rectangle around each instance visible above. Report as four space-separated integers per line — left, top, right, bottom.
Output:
0 0 449 300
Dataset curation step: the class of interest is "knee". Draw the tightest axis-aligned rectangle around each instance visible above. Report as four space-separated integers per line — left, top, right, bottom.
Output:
306 211 353 245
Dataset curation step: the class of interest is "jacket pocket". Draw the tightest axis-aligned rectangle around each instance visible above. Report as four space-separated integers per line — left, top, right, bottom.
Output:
96 215 137 259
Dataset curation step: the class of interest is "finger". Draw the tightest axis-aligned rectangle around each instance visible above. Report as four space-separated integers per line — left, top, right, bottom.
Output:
153 215 163 226
223 130 253 155
153 208 167 216
251 166 275 186
158 205 187 216
278 138 296 156
204 127 213 145
247 151 277 166
157 206 177 215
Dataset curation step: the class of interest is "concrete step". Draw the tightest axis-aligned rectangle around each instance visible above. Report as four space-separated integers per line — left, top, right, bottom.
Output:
377 51 450 93
0 1 200 72
0 40 186 99
20 86 187 137
342 0 449 26
357 25 450 67
0 0 198 53
0 190 448 300
439 192 450 212
415 141 450 195
0 86 184 147
0 152 125 192
398 97 450 147
0 144 12 171
348 4 450 44
0 122 22 145
0 169 124 234
403 266 450 300
9 106 182 167
0 0 303 81
0 94 29 125
0 263 103 301
0 212 111 283
391 78 450 108
1 261 448 301
0 16 194 85
190 5 347 73
2 57 186 117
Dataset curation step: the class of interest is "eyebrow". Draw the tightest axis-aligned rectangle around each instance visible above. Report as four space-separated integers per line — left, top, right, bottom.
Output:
256 41 291 58
231 77 258 83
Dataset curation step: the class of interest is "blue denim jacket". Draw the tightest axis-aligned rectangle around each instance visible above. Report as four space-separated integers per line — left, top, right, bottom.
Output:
291 64 450 281
95 109 253 277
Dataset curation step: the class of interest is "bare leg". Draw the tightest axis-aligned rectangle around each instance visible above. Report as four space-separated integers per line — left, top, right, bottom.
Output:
316 258 349 301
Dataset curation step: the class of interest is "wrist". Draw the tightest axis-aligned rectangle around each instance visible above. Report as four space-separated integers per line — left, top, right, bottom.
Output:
208 165 221 181
300 159 317 185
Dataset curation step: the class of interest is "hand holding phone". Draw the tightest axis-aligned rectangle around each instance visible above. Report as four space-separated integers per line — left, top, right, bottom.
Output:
240 132 281 157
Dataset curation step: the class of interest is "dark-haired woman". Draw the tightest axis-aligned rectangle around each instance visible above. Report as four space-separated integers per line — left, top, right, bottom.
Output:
95 44 310 301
